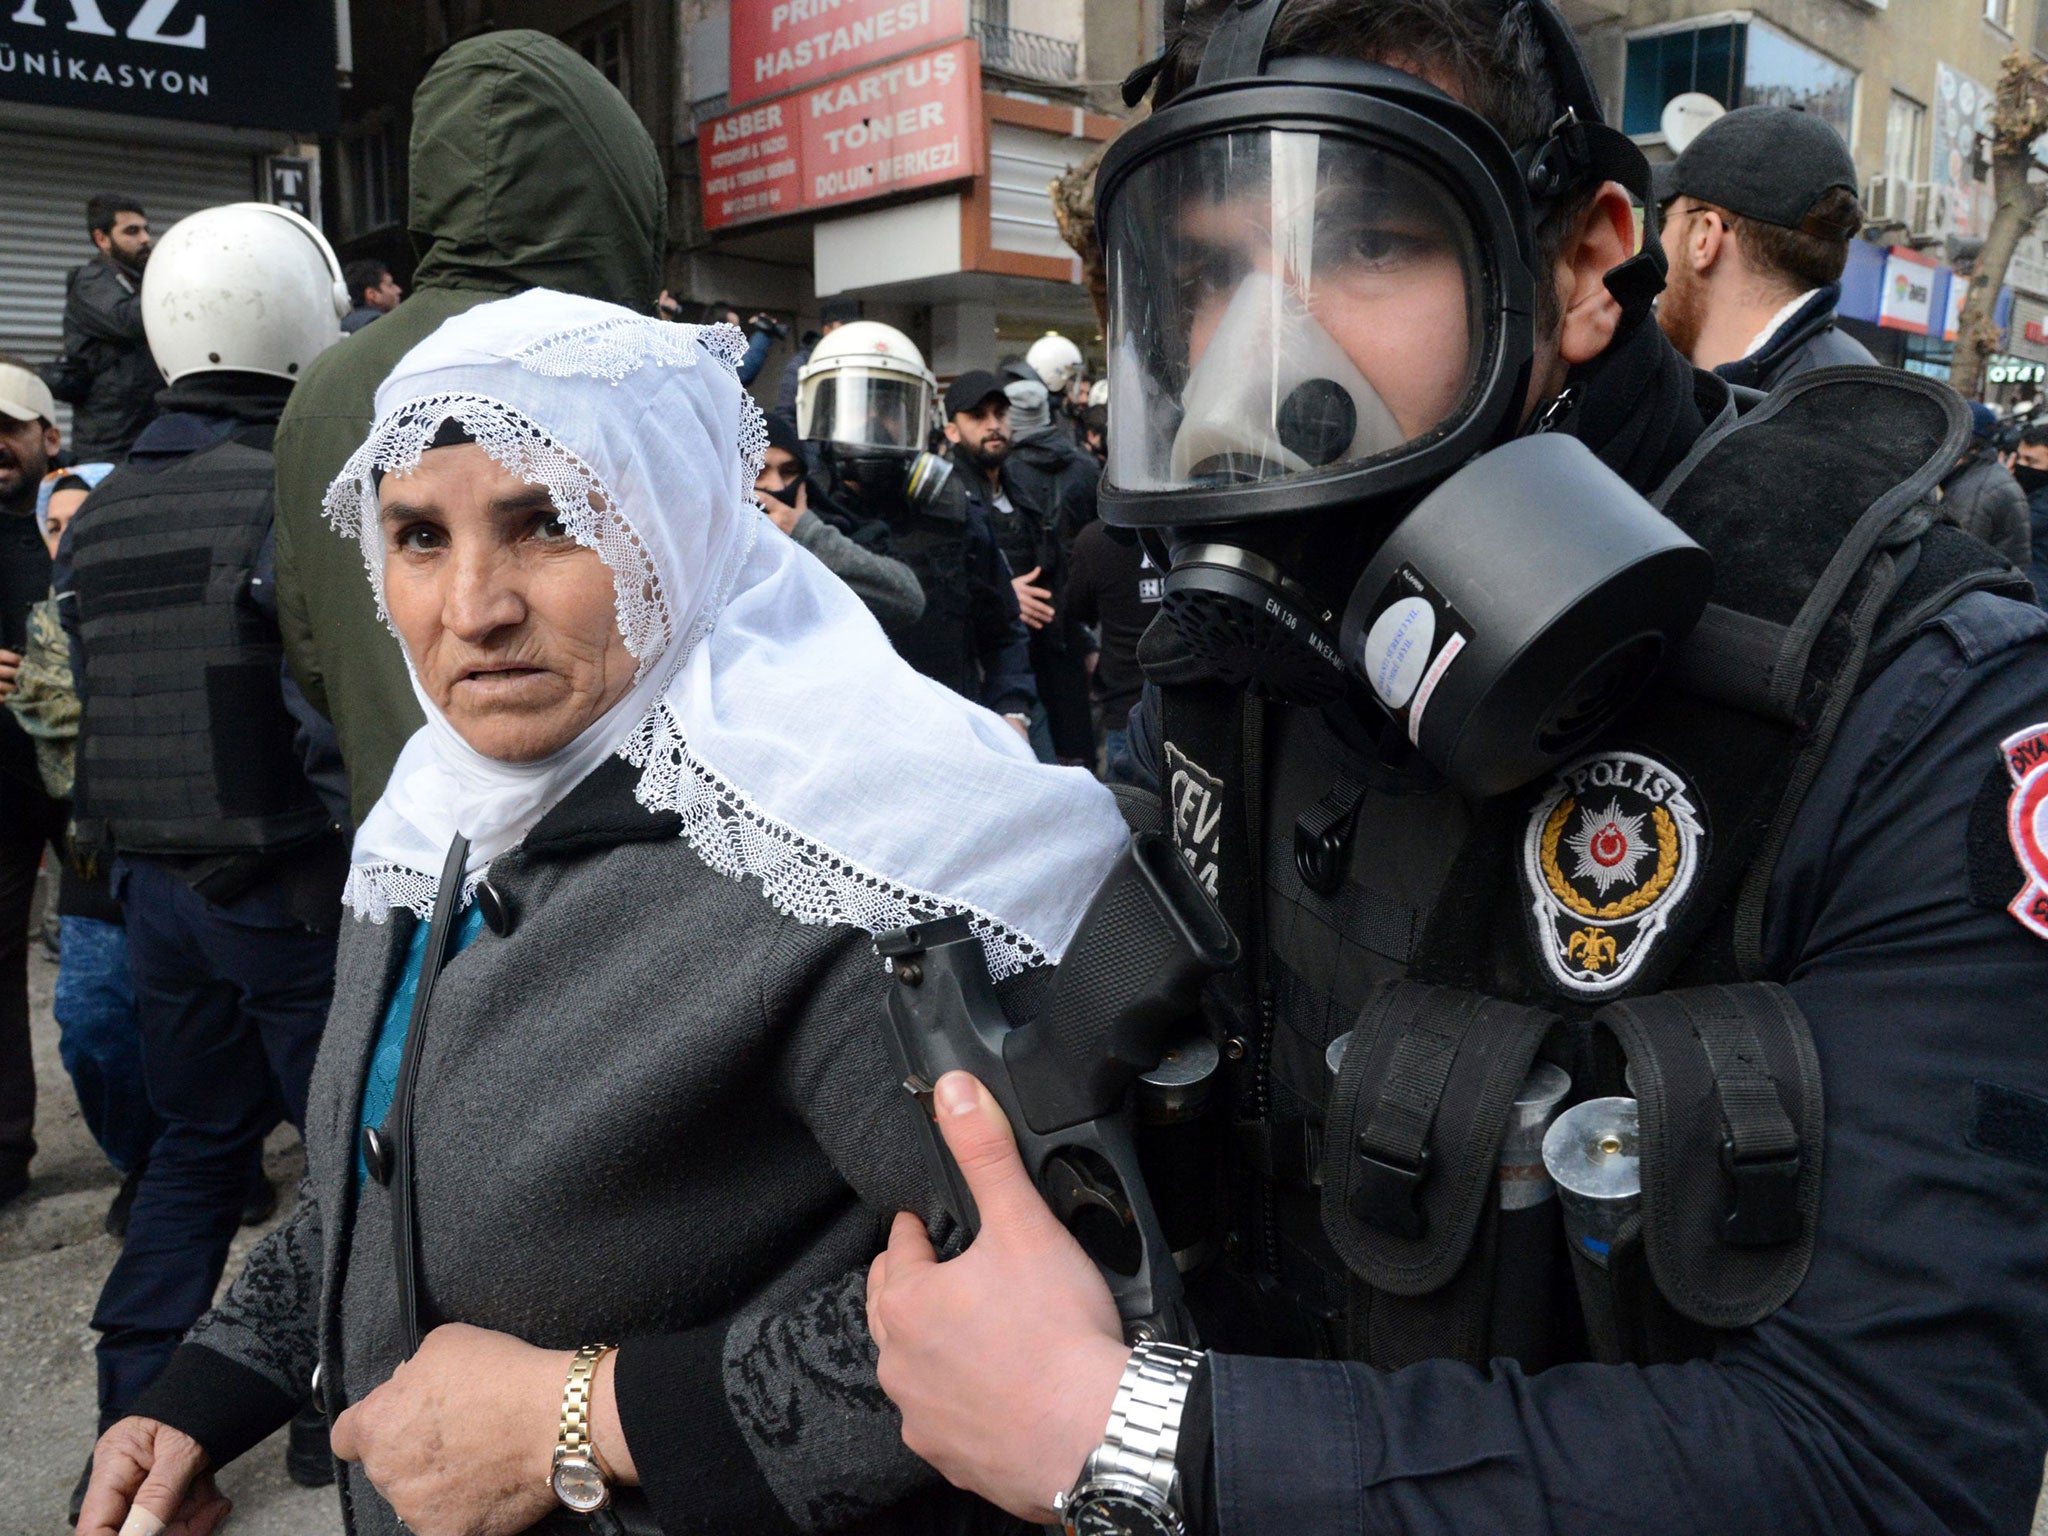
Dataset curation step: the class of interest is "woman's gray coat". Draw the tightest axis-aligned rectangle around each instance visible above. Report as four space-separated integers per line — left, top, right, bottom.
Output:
132 756 989 1536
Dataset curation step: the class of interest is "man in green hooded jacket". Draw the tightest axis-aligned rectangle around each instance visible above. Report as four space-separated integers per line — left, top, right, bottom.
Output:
273 29 666 825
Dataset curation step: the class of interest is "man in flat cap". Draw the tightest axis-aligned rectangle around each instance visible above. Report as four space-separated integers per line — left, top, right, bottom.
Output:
1655 104 1877 390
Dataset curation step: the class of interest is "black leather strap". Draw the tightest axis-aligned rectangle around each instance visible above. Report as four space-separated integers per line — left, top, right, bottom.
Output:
382 833 469 1357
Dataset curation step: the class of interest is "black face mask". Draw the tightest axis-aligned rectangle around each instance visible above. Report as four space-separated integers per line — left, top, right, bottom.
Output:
2015 463 2048 495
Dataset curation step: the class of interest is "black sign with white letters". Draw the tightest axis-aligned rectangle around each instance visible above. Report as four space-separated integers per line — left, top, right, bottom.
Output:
0 1 336 132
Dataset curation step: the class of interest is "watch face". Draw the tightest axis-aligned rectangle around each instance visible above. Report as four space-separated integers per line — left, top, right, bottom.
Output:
551 1454 609 1513
1068 1488 1180 1536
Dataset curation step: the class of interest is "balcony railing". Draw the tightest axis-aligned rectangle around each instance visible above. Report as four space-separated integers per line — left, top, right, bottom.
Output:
971 16 1080 83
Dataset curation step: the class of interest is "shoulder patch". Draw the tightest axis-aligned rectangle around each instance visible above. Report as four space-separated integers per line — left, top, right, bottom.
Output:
1522 751 1705 996
2000 726 2048 941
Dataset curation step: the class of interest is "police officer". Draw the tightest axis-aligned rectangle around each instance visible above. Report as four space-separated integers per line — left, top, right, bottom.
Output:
62 203 352 1493
943 369 1092 761
865 2 2048 1532
798 324 1037 730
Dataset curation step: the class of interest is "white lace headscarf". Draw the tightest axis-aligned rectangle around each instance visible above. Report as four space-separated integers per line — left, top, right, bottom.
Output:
326 289 1128 977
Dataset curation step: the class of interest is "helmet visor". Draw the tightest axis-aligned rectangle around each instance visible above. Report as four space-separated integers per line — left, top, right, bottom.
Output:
1105 129 1487 494
804 367 930 455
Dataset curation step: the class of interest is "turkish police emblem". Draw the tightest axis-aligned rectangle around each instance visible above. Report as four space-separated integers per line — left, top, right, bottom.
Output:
1522 751 1705 996
2000 725 2048 941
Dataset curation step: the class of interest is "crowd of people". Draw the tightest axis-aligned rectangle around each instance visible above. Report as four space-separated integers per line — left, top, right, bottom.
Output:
0 6 2043 1536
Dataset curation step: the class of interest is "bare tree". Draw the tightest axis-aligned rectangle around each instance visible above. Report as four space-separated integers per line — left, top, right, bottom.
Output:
1950 53 2048 400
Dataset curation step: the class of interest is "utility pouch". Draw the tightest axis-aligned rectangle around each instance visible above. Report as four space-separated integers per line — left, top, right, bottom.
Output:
1587 982 1823 1342
1317 981 1559 1368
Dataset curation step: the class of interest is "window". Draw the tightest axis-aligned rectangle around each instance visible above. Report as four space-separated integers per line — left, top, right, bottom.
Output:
565 11 630 96
1884 92 1924 184
1986 0 2012 31
1623 18 1856 148
341 126 401 239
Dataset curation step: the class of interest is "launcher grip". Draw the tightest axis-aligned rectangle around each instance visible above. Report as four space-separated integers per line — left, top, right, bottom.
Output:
875 834 1237 1343
1004 831 1240 1136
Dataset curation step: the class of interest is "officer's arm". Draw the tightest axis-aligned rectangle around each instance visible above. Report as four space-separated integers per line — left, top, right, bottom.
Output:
69 261 147 344
1197 596 2048 1535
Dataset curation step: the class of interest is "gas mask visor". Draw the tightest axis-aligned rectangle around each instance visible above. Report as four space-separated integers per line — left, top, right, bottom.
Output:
1098 82 1538 529
800 365 932 458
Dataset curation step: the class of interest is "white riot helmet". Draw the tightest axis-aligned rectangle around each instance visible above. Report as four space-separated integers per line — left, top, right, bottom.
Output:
1025 331 1084 395
797 320 936 459
1086 378 1109 408
142 203 349 386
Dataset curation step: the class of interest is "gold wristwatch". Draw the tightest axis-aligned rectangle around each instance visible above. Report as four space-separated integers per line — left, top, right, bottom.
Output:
549 1343 617 1514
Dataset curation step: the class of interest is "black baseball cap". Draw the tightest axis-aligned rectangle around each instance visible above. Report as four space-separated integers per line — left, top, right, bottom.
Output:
762 409 804 463
944 369 1009 418
1652 105 1858 229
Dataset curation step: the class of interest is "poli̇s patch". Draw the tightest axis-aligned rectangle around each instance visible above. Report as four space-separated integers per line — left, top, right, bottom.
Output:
1523 750 1705 996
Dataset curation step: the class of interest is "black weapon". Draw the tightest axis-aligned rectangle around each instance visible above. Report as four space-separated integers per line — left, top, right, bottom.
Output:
877 831 1239 1342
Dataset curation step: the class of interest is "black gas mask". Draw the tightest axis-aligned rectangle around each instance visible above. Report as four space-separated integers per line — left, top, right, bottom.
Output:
1097 0 1711 798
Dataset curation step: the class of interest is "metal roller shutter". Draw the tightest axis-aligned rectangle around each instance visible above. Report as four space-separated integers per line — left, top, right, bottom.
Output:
0 127 257 430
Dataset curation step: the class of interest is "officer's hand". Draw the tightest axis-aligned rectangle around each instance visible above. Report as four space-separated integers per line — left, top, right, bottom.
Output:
331 1322 604 1536
1013 568 1055 629
0 647 21 701
75 1417 227 1536
867 1071 1128 1523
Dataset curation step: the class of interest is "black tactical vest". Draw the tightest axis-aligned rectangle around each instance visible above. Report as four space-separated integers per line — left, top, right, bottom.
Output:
875 477 987 705
1155 369 2033 1369
70 437 330 855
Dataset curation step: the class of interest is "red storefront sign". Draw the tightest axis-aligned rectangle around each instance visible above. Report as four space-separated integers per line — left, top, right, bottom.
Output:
700 99 803 229
699 40 981 231
731 0 966 106
800 41 979 210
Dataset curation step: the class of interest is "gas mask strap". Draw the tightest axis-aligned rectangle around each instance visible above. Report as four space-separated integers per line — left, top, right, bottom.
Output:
1193 0 1291 87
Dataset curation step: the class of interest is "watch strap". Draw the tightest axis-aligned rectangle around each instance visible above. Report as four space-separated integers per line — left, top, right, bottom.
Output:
558 1343 617 1475
1082 1342 1204 1505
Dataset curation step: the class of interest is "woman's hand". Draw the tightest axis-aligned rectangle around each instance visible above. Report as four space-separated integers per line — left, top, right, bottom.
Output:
75 1417 227 1536
330 1322 574 1536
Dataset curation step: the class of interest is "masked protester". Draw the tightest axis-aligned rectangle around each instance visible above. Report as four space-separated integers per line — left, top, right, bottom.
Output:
865 2 2048 1532
798 323 1037 732
78 291 1129 1536
754 407 926 628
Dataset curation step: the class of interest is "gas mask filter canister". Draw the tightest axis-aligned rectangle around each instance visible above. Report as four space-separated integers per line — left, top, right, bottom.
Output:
1337 432 1712 799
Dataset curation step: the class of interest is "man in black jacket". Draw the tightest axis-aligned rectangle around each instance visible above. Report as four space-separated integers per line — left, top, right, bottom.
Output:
45 197 159 462
1653 107 1877 390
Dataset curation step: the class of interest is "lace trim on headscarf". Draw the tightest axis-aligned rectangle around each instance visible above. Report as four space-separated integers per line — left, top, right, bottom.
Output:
323 391 674 671
621 698 1049 981
343 863 489 925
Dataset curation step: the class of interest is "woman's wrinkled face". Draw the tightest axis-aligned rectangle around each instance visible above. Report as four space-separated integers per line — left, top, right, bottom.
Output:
378 443 636 763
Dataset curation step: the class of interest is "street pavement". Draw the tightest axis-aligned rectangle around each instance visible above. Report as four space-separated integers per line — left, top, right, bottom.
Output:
0 886 345 1536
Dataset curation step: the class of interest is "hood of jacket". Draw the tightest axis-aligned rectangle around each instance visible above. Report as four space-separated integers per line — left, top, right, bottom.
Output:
406 28 666 307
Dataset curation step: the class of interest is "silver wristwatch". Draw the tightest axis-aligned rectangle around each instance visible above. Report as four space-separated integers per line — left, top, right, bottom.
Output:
1053 1342 1204 1536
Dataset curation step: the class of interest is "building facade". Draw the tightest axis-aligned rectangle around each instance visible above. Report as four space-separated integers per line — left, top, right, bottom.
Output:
1565 0 2048 400
0 0 338 430
312 0 1156 402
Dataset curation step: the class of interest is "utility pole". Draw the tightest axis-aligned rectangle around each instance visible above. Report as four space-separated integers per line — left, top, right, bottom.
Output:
1950 52 2048 400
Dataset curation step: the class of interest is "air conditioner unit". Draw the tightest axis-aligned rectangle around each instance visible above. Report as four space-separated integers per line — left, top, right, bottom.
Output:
1867 177 1942 238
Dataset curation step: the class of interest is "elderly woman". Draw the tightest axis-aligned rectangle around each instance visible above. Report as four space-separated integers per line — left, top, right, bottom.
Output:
79 290 1127 1536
